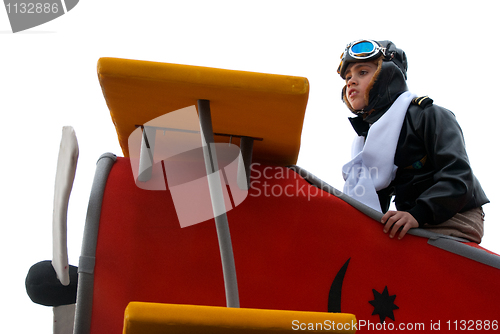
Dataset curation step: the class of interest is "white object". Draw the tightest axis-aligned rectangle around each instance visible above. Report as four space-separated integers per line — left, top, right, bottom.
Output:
342 92 416 211
52 126 79 286
53 304 76 334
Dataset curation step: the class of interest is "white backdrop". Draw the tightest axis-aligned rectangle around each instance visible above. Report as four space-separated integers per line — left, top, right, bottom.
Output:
1 1 498 332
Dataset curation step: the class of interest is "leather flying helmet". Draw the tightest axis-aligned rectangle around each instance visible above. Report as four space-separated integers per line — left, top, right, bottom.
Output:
339 40 409 114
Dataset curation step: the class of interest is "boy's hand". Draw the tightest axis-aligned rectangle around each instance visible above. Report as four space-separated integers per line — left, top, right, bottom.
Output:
381 211 419 239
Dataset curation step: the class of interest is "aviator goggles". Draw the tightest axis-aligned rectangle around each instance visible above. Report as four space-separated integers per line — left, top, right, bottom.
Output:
337 40 387 77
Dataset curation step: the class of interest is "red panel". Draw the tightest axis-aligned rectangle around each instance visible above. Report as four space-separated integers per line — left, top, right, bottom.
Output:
90 157 500 333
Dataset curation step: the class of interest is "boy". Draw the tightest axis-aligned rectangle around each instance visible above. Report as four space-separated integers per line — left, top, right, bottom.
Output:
338 40 488 242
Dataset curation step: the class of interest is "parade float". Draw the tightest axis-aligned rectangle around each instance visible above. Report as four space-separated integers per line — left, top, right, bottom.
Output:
26 58 500 333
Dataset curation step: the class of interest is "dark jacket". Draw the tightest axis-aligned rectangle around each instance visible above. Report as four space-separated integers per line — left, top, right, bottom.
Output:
349 99 489 226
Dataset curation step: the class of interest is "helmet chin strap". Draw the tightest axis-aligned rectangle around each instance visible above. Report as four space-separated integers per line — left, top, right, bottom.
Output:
354 108 374 116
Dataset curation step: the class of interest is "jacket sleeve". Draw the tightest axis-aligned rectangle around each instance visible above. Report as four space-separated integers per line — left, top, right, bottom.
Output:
407 105 475 225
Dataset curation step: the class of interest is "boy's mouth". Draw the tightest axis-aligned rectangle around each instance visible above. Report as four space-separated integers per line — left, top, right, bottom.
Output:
348 89 358 99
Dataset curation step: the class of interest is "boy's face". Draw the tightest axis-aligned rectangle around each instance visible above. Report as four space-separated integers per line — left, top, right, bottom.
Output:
344 62 378 111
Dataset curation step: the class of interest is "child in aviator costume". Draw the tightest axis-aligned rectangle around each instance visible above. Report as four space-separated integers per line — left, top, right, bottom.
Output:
338 40 489 242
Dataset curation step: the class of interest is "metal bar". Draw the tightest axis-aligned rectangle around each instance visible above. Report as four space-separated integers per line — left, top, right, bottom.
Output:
135 124 200 135
138 126 156 182
134 125 263 141
213 133 263 141
238 136 254 190
74 153 117 334
197 99 240 308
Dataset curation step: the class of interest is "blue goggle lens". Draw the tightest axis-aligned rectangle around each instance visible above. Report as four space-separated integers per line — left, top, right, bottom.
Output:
350 41 375 55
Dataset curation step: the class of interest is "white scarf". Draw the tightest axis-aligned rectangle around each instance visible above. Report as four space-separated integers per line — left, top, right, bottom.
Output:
342 91 417 212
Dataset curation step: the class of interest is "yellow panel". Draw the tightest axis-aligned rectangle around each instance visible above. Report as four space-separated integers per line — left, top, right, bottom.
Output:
123 302 357 334
97 57 309 166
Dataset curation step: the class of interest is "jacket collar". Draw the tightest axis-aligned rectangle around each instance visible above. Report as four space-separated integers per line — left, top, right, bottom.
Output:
348 115 370 137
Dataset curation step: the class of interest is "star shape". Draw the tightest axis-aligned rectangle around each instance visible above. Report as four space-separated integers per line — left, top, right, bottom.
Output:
369 286 399 323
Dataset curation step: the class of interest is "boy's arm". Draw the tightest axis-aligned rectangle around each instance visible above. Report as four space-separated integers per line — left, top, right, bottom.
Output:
407 105 475 226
